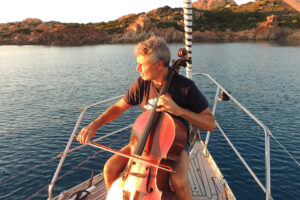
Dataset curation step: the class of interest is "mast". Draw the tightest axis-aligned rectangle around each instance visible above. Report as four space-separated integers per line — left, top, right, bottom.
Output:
183 0 193 79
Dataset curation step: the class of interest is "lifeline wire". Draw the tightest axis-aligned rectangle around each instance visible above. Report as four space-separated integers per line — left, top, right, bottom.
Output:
271 134 300 167
25 129 131 200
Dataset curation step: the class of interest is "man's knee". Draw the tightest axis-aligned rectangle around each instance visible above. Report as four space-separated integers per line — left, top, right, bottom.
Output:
104 155 126 176
104 145 131 176
103 159 114 175
171 174 189 191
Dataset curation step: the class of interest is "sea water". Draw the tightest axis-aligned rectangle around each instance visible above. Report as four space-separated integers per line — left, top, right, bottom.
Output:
0 42 299 199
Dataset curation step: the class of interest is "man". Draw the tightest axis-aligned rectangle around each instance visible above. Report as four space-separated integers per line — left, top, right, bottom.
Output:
77 36 216 200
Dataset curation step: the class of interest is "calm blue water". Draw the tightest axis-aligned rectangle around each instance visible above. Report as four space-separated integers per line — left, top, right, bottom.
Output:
0 42 299 200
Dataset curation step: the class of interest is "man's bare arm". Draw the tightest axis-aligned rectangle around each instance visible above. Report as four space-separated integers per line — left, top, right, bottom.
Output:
77 98 132 144
177 107 216 132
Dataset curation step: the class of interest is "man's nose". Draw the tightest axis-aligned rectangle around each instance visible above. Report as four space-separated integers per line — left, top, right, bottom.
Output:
136 64 142 72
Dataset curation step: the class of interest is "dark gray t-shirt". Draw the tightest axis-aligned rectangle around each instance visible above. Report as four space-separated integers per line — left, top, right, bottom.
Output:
124 74 209 114
124 74 209 148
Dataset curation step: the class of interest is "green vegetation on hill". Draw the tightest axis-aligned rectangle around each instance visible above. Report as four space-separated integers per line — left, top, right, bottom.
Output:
94 15 139 34
193 9 267 31
230 0 296 12
191 0 300 32
149 7 184 31
0 20 63 37
226 0 300 29
92 0 300 33
92 6 185 34
278 16 300 28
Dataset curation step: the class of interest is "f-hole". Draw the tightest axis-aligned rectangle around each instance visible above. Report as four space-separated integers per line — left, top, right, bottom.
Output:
146 167 153 193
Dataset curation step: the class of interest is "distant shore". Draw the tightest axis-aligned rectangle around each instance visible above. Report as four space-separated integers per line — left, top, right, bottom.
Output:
1 2 300 46
1 26 299 46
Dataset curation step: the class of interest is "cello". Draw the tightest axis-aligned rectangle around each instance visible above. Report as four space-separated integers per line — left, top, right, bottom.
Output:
106 49 190 200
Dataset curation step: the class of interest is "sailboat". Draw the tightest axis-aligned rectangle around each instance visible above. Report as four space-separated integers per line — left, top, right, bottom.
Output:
16 1 299 200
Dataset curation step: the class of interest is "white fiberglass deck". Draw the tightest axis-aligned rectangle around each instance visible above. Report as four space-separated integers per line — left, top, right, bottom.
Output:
188 141 234 200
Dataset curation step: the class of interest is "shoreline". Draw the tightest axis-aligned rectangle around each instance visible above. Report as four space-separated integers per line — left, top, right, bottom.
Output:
2 27 300 46
1 38 300 47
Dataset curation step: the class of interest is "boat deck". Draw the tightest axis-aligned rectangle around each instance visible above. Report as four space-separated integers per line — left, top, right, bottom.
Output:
55 141 234 200
188 141 234 200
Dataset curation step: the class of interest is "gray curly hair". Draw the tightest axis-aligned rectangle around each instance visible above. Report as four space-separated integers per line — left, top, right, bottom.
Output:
135 36 170 67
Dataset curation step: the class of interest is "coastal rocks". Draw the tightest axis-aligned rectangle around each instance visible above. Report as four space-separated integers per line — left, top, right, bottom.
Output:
255 15 279 39
161 28 184 42
254 15 296 40
22 18 43 23
193 0 237 10
112 15 155 43
0 25 110 45
40 26 110 45
112 13 184 43
126 15 155 34
193 29 254 41
286 30 300 40
111 15 155 43
193 30 219 40
113 26 184 43
191 14 299 42
0 18 111 45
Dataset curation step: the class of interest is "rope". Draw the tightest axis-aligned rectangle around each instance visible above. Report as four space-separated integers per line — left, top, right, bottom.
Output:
270 134 300 167
25 129 131 200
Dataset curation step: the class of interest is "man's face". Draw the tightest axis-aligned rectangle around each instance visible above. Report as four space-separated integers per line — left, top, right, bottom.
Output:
136 55 160 81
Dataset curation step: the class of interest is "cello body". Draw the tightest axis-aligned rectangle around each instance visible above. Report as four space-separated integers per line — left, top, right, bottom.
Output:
106 111 187 200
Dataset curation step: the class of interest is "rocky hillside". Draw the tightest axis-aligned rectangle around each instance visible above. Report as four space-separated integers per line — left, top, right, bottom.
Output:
193 0 237 10
0 18 110 45
1 0 300 45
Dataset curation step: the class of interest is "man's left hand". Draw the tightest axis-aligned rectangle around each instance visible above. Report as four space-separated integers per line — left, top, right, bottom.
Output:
156 95 182 116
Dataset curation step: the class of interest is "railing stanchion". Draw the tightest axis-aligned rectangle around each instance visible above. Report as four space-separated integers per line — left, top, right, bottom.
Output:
266 129 272 200
48 108 87 199
203 86 220 155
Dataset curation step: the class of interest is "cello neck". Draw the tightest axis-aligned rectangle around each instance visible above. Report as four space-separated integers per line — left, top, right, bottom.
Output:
133 67 176 156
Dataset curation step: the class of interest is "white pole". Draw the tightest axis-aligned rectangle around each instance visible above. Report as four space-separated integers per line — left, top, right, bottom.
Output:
183 0 193 79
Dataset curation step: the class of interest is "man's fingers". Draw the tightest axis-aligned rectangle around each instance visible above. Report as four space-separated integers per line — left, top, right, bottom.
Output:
76 124 99 144
77 129 82 142
84 129 89 144
77 127 89 144
80 128 85 142
84 136 90 144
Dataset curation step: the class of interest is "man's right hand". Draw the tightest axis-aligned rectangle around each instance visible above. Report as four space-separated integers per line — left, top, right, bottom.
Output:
77 123 98 144
76 98 132 145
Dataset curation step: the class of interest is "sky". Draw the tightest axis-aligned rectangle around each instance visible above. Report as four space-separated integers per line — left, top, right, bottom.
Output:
1 0 253 24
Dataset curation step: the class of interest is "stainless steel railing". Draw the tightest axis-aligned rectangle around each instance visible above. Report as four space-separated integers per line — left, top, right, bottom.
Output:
48 95 125 199
48 74 274 200
194 73 273 200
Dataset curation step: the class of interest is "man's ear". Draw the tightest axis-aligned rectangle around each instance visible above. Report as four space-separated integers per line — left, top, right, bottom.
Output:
157 60 165 68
